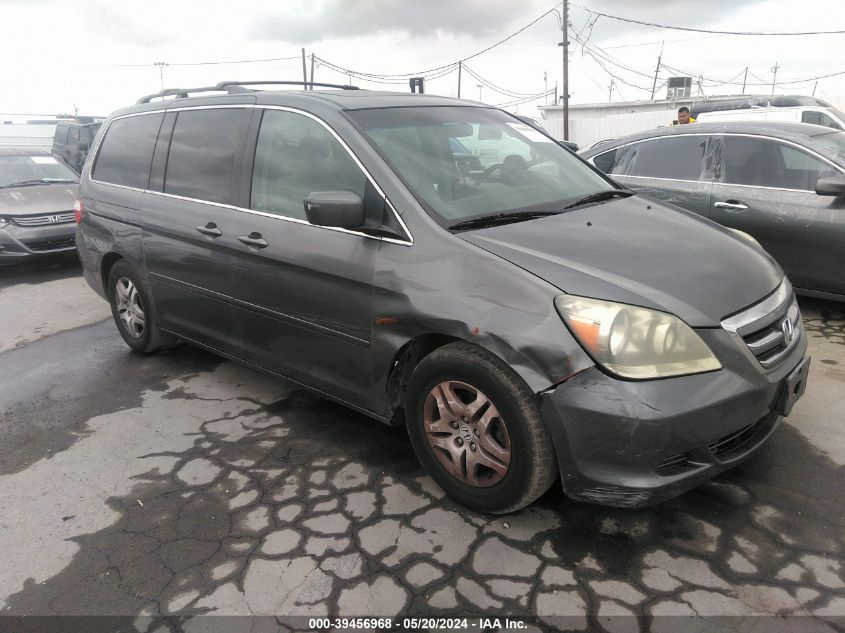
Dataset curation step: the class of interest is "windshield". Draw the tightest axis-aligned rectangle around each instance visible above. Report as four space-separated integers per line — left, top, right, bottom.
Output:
0 155 78 188
347 106 616 225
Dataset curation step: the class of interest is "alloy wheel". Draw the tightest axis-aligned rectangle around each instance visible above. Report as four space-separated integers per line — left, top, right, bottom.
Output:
114 277 145 339
423 380 512 487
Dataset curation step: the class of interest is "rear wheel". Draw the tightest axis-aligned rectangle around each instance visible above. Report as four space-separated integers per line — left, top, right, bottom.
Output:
107 260 179 353
405 342 557 513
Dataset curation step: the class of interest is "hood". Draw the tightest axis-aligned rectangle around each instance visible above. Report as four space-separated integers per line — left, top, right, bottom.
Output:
459 196 782 327
0 184 78 216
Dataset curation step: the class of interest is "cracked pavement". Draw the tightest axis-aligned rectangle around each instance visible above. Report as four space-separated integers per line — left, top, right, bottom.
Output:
0 259 843 632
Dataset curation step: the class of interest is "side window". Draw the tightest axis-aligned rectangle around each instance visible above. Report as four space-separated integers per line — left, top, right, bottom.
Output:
722 136 836 190
609 137 708 181
92 113 164 189
68 127 80 144
592 148 618 174
802 111 822 126
819 113 842 130
250 110 366 220
54 125 69 145
164 108 250 205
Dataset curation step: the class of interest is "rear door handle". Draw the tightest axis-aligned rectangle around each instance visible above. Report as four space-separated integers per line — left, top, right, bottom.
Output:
196 223 222 238
714 200 749 211
237 232 268 249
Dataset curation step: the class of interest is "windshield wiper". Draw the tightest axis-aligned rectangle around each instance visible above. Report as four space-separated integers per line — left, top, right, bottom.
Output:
0 178 77 189
564 188 633 209
449 210 562 231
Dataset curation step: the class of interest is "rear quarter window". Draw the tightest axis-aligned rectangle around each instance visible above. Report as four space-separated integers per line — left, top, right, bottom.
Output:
92 113 164 189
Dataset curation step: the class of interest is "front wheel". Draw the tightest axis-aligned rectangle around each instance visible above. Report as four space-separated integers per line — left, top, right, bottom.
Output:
405 342 558 513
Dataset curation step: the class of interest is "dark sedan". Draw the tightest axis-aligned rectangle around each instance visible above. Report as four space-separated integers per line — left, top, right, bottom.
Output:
580 122 845 301
0 148 79 261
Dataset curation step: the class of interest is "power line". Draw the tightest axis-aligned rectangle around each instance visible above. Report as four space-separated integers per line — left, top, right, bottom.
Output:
462 64 540 98
314 2 562 81
571 3 845 36
99 55 301 69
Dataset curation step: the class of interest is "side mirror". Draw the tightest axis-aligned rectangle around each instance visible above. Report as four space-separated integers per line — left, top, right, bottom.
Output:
304 191 365 229
816 175 845 196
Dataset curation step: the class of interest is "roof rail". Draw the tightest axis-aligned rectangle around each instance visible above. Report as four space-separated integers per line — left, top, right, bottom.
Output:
214 80 360 91
136 86 229 104
136 80 360 105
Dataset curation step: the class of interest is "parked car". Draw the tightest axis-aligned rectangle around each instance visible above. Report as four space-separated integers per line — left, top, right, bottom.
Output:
0 147 80 261
696 106 844 130
77 83 809 512
52 120 102 174
580 122 845 302
516 115 579 152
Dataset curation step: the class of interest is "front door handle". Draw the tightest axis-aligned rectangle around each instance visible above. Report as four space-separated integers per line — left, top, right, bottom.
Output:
714 200 749 211
196 223 222 238
237 232 268 249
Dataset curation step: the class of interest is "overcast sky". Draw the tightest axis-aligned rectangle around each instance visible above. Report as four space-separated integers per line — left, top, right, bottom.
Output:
1 0 844 119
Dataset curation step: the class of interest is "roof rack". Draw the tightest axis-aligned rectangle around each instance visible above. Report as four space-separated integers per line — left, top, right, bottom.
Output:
215 80 359 92
136 80 360 104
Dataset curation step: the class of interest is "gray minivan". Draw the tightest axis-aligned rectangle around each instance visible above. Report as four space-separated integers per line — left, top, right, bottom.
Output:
76 82 809 513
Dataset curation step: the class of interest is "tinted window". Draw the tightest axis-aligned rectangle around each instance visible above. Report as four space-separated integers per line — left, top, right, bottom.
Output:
721 136 838 190
165 108 250 205
92 113 163 188
54 125 69 145
251 110 366 220
609 136 707 181
592 148 618 174
802 111 822 125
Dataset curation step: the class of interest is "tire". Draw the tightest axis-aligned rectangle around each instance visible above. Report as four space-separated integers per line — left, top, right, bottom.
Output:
107 260 179 353
405 341 558 514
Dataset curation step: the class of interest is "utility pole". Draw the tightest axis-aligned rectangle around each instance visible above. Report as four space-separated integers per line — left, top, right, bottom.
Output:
154 61 168 91
309 53 315 90
477 83 483 102
301 48 308 89
741 67 748 95
650 41 664 100
608 78 614 103
457 61 462 98
771 62 780 96
558 0 570 140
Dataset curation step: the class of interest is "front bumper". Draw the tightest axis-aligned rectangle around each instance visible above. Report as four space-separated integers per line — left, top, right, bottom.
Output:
0 223 77 260
540 324 808 507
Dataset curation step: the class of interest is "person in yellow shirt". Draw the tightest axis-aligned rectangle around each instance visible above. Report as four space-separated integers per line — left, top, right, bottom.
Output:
672 106 696 125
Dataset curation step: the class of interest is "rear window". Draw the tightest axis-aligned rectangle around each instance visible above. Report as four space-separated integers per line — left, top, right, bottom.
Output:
164 108 250 205
92 113 164 189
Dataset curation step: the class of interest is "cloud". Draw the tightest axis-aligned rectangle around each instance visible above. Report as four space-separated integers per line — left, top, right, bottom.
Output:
249 0 543 43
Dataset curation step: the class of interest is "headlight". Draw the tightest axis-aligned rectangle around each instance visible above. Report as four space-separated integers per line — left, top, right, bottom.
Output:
0 217 8 228
554 295 721 379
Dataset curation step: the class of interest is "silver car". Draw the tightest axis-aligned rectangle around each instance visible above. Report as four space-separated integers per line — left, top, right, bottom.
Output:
0 148 79 261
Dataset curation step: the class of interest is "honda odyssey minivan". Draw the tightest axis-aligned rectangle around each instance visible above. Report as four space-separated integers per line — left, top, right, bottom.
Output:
76 82 810 513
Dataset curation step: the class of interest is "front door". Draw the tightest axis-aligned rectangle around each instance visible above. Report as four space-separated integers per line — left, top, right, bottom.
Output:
228 107 381 409
710 134 845 295
594 134 715 218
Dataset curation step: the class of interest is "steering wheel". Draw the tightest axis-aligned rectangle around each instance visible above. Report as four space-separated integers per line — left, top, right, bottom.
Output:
474 163 503 186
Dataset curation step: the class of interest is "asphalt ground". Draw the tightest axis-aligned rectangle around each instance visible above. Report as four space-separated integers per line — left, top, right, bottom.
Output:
0 256 843 632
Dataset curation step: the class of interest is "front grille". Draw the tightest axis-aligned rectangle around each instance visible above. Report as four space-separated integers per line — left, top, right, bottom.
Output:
11 211 75 227
721 280 801 371
24 236 76 252
709 413 772 458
